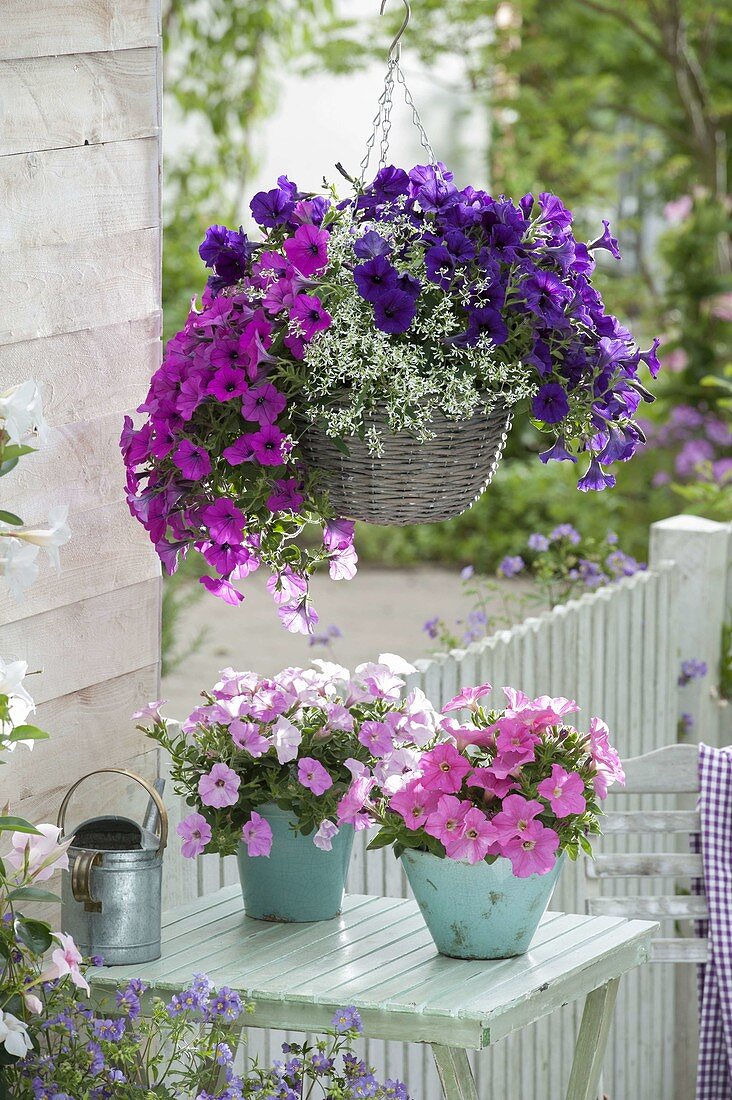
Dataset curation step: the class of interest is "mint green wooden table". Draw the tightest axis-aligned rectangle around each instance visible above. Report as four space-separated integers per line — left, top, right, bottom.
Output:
91 887 657 1100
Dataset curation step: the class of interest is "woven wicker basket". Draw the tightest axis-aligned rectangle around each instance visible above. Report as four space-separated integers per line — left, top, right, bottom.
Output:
299 400 512 526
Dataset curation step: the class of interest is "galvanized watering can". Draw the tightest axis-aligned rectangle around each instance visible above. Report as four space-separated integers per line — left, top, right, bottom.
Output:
58 768 168 965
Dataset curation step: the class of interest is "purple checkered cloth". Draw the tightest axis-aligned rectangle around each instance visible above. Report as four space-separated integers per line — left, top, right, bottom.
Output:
696 742 732 1099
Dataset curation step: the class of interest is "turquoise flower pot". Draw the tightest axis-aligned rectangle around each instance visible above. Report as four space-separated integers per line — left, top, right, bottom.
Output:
236 805 354 922
402 849 564 959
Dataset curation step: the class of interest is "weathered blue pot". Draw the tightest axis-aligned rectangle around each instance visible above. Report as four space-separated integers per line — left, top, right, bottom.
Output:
237 805 354 922
402 849 564 959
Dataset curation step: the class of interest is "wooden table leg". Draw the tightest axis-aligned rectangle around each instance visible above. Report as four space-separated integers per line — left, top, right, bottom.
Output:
565 978 620 1100
432 1045 479 1100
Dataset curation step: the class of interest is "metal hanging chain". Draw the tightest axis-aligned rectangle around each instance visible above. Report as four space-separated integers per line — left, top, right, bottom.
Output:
358 0 441 185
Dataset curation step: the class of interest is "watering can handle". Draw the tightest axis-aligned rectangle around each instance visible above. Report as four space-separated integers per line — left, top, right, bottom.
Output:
57 768 168 853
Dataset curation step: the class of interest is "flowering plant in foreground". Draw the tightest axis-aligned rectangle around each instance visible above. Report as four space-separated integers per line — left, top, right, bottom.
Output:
0 661 87 1086
140 654 440 859
425 524 645 649
9 972 408 1100
122 164 658 632
369 685 624 877
0 380 71 602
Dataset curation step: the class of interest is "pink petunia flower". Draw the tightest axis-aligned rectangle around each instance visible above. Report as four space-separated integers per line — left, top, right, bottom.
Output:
230 720 270 757
419 742 472 794
358 720 395 757
297 757 333 796
278 597 319 635
444 806 500 864
443 682 493 712
172 439 211 480
329 542 358 581
424 794 471 846
283 224 329 276
466 766 517 800
313 819 339 851
489 794 544 844
267 478 305 515
132 699 167 721
337 775 377 826
242 811 273 858
504 820 559 877
241 383 287 426
323 519 356 551
389 781 440 830
177 812 212 859
587 716 625 798
266 568 308 607
198 763 240 808
537 764 587 818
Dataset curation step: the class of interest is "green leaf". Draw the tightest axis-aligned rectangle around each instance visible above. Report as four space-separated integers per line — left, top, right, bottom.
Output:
6 886 59 903
7 725 50 743
0 511 23 526
0 459 18 478
1 444 36 462
0 816 41 835
14 915 53 955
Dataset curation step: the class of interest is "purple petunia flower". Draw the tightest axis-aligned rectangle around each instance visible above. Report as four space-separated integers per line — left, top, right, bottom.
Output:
289 294 332 340
373 288 417 334
521 269 572 327
202 498 246 544
577 456 616 492
249 425 286 466
283 224 329 276
267 478 305 514
588 219 621 260
424 245 456 289
207 365 249 403
532 383 570 424
241 383 287 426
250 186 296 228
354 256 399 302
354 230 391 260
200 575 245 605
172 439 211 481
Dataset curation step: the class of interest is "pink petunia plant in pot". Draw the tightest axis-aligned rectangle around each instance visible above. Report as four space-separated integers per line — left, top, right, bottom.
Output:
367 683 625 959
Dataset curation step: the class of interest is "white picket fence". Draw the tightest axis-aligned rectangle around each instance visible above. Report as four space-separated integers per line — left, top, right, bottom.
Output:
162 514 731 1100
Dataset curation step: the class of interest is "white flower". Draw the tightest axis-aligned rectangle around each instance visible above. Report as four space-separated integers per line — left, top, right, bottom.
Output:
0 1010 32 1058
0 656 35 748
0 380 47 446
0 537 40 602
5 505 71 573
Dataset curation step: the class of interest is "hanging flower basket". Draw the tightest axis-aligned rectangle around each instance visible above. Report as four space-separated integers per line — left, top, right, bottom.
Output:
299 398 512 525
120 21 660 632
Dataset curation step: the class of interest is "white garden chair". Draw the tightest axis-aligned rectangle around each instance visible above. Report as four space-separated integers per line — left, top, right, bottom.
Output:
584 742 706 962
584 742 704 1100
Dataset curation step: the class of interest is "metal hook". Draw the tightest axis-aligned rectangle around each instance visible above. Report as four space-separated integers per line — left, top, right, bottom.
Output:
380 0 411 62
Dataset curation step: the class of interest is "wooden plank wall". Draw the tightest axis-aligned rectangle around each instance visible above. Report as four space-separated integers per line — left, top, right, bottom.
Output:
0 1 163 826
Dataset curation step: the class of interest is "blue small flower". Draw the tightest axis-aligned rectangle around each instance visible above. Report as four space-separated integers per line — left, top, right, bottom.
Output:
332 1005 363 1034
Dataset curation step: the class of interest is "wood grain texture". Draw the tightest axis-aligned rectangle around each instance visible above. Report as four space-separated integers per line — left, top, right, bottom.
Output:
5 665 159 802
565 979 620 1100
0 313 161 426
0 49 160 157
1 139 160 250
0 577 160 705
0 499 160 625
0 227 160 345
0 0 160 61
1 412 146 519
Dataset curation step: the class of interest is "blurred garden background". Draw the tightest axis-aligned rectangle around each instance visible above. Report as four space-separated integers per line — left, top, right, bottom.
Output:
158 0 731 705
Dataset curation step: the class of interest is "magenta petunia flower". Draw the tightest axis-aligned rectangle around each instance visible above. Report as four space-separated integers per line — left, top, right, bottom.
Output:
202 498 246 544
283 224 329 276
207 365 249 402
199 575 245 605
424 794 471 846
198 762 240 808
419 743 472 794
297 757 333 796
222 435 254 467
537 764 587 818
289 294 332 341
267 478 305 514
503 820 559 877
241 383 287 426
172 439 211 481
249 424 286 466
241 811 273 858
443 682 493 712
323 519 356 551
177 812 212 859
444 806 499 864
202 540 253 576
210 334 250 373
